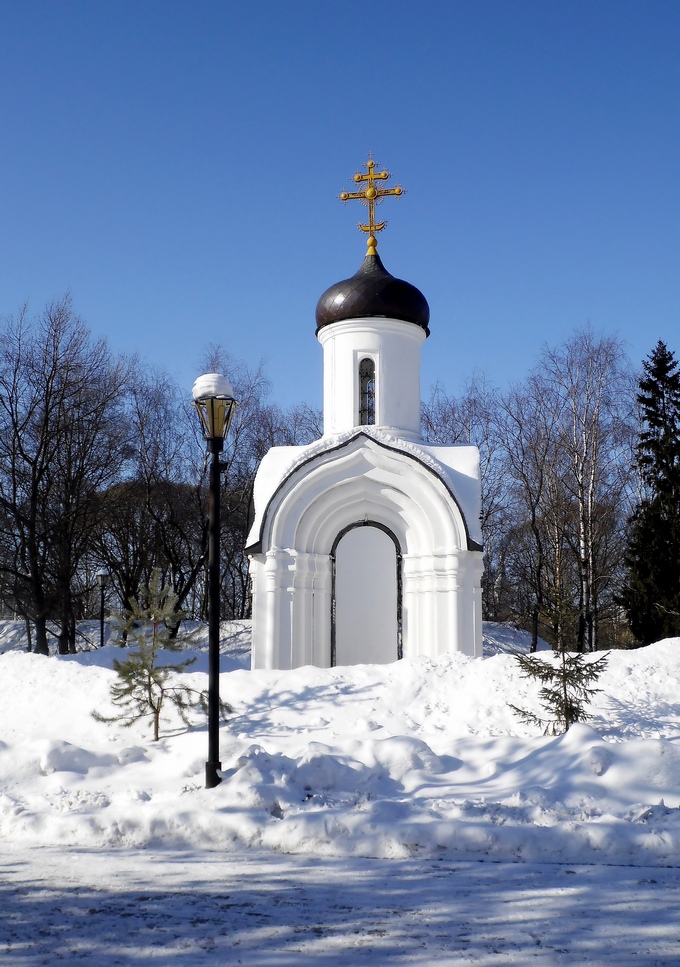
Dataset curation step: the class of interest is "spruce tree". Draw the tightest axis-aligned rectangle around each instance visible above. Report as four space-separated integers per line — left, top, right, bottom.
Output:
620 341 680 643
93 570 230 740
510 649 608 734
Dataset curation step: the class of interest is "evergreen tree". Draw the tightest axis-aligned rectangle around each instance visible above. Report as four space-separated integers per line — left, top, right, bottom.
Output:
636 341 680 494
620 342 680 643
510 649 608 734
93 570 230 740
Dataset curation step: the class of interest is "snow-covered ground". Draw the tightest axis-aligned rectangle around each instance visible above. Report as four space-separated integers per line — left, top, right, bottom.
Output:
4 847 679 966
1 620 680 964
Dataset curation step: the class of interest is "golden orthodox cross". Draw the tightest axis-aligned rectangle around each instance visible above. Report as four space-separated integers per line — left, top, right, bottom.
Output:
339 156 403 255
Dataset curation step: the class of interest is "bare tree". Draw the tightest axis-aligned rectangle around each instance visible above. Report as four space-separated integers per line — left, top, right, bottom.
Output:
496 373 570 650
0 298 133 653
121 371 209 626
422 375 509 619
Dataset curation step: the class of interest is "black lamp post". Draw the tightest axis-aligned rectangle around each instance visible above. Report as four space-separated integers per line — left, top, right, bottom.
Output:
96 569 108 648
192 373 238 789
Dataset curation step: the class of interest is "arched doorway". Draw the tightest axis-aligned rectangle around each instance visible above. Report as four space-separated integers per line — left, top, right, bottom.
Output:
331 522 402 666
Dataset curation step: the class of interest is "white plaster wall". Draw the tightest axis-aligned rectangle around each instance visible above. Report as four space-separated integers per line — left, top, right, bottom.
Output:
317 317 426 438
248 434 484 670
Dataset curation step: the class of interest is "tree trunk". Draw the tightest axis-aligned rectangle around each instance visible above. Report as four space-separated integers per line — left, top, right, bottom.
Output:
68 610 77 654
57 594 73 655
531 607 539 653
33 616 49 656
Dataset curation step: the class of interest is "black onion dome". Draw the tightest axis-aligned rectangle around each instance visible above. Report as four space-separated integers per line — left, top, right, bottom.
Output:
315 252 430 335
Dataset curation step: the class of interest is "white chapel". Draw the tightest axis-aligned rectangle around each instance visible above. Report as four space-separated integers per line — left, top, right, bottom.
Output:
246 159 483 669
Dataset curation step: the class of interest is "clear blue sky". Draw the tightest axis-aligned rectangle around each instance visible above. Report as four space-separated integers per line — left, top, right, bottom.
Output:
2 1 679 410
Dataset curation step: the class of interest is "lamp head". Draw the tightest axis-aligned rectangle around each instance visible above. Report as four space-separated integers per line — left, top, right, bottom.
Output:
192 373 238 449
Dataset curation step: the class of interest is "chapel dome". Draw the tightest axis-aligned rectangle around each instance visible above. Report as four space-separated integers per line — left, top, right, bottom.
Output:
315 252 430 335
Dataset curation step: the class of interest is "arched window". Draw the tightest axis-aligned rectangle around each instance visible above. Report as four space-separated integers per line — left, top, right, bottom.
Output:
358 357 375 425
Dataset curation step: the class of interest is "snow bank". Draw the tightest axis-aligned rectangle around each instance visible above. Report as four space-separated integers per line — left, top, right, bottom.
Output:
1 621 679 866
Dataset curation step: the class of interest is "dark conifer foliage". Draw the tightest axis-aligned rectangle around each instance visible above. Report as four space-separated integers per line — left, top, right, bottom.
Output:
620 341 680 643
93 570 231 740
510 649 608 734
636 341 680 494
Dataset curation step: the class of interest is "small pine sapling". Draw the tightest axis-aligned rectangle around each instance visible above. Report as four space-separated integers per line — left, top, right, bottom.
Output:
93 570 230 740
509 649 609 735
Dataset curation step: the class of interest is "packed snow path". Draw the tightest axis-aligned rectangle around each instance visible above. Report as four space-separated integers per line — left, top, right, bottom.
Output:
3 847 679 966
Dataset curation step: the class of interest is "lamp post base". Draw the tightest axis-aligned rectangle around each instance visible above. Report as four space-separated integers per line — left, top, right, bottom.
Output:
205 761 222 789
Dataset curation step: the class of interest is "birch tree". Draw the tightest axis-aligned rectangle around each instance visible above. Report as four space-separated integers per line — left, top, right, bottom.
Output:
541 330 635 650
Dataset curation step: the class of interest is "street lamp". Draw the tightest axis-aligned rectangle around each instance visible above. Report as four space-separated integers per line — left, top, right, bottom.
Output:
192 373 238 789
96 569 108 648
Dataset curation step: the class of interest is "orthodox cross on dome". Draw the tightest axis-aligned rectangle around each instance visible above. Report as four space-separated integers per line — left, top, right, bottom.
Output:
339 155 404 255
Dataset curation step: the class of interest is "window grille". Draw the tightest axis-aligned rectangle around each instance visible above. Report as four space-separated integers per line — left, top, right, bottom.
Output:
359 357 376 425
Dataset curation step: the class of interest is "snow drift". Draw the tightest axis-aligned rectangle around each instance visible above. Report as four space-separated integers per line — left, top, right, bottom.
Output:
1 620 679 866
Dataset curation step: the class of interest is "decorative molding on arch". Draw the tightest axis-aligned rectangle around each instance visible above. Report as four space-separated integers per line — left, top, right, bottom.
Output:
246 429 483 556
